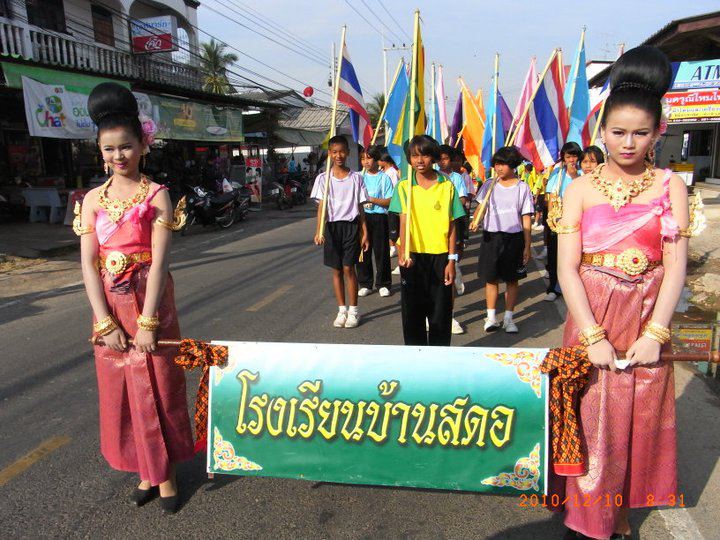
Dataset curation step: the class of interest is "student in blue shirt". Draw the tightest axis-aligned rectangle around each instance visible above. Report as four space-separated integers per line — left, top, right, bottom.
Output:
543 141 582 302
357 145 395 298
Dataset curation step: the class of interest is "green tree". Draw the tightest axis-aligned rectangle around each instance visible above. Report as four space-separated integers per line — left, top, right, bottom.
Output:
199 39 239 94
367 92 385 128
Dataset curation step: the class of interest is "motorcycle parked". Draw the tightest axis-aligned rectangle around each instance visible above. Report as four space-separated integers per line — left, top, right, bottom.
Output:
269 178 293 210
180 184 250 236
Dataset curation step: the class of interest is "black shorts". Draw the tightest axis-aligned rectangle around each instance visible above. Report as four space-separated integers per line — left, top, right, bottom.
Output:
456 215 469 246
324 219 360 269
477 231 527 283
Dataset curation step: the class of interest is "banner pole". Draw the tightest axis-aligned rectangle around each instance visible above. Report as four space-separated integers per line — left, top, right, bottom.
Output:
491 52 499 157
317 25 346 241
590 99 607 146
403 9 420 262
506 49 558 146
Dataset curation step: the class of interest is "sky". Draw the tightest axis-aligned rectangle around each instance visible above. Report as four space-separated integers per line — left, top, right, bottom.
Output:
197 0 720 113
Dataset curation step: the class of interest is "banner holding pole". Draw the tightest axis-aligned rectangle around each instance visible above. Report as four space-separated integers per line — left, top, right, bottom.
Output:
207 341 549 495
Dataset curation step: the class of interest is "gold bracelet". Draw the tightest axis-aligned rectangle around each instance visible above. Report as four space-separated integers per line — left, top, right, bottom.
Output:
643 321 671 345
579 324 606 347
93 315 118 336
137 314 160 331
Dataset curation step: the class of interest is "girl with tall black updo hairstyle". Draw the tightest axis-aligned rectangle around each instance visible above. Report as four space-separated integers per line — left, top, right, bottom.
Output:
548 46 690 539
74 82 194 514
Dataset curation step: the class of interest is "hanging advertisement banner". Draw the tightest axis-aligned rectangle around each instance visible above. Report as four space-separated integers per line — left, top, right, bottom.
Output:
130 16 178 54
666 89 720 123
671 59 720 90
207 342 549 495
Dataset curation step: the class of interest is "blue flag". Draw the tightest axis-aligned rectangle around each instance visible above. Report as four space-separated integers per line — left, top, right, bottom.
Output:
481 77 506 172
384 62 410 174
565 37 590 146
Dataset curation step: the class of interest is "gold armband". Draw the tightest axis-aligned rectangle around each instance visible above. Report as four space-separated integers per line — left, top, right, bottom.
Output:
154 196 187 231
137 314 160 331
93 315 118 336
546 195 563 233
579 324 606 347
555 222 580 234
643 321 671 345
678 193 706 238
72 201 95 236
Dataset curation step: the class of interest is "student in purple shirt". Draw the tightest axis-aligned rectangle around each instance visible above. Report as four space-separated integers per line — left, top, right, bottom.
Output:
312 135 370 328
471 146 534 334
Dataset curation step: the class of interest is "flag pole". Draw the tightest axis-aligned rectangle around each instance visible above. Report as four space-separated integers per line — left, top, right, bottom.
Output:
590 99 607 146
507 49 559 146
491 52 499 157
317 25 346 241
403 9 420 261
371 58 404 147
567 27 586 122
457 78 486 128
430 62 436 139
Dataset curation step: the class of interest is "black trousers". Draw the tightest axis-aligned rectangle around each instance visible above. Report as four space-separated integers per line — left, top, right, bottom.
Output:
541 200 559 294
400 253 453 346
356 213 391 289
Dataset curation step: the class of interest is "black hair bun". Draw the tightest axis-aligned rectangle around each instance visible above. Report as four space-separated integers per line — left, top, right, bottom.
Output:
609 46 672 98
88 82 139 124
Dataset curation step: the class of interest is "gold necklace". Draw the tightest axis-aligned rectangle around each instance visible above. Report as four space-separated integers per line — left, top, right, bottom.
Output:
98 175 150 223
591 164 655 212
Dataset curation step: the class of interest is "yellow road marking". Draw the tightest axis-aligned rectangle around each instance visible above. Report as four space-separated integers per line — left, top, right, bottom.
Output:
0 435 71 487
246 284 293 312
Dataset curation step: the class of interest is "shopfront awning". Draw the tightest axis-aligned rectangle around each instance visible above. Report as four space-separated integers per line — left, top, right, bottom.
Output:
274 128 327 146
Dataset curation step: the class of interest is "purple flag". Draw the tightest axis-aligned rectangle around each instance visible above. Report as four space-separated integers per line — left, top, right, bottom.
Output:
449 92 463 149
498 91 513 141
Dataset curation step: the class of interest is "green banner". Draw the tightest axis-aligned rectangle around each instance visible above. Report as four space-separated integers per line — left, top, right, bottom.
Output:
135 92 244 142
208 342 548 495
1 62 130 93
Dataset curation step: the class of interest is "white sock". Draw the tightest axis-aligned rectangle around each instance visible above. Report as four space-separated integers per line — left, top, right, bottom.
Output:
504 310 514 322
348 305 359 315
338 306 347 314
487 309 496 321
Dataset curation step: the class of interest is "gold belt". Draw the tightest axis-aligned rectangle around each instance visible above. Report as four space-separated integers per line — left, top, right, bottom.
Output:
581 248 660 276
98 251 152 275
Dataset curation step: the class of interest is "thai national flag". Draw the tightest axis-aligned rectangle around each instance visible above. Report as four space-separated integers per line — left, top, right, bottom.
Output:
515 51 569 170
582 79 610 147
338 43 373 149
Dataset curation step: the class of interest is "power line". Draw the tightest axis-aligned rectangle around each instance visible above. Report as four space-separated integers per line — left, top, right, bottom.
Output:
204 0 329 67
358 0 405 45
374 0 412 42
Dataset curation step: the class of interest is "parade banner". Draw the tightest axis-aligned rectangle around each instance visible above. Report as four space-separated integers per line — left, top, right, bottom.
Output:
207 342 549 495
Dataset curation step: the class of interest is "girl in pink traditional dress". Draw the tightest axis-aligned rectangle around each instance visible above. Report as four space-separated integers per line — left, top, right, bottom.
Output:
75 83 194 514
553 46 689 539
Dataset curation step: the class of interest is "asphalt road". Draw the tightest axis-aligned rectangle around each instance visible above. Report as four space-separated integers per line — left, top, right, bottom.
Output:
0 206 676 539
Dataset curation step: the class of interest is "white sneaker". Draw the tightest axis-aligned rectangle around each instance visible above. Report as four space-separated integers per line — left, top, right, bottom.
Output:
537 247 548 259
345 311 360 328
544 292 558 302
454 265 465 295
532 223 544 231
392 266 401 275
503 319 519 333
333 311 347 327
358 287 372 297
389 245 397 257
378 287 391 297
451 318 465 334
484 317 501 332
540 269 549 279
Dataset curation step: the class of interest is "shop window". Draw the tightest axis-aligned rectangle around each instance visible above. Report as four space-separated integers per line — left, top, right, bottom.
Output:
688 130 712 156
91 5 114 47
0 0 10 19
26 0 67 33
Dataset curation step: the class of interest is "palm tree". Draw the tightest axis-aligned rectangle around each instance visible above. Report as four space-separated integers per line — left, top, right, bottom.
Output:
199 39 239 94
367 93 385 128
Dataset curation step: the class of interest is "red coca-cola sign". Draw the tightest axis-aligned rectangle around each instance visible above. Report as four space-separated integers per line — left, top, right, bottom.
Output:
130 16 178 54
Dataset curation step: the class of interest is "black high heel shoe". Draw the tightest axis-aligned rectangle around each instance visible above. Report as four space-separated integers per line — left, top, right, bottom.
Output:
159 494 179 514
131 485 158 507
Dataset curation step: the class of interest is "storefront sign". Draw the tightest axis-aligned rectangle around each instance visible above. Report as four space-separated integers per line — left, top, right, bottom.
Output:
134 93 244 142
130 16 178 54
208 342 549 495
672 60 720 90
666 89 720 123
672 323 715 354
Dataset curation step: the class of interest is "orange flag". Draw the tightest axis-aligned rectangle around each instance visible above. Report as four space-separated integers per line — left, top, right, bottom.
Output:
460 80 485 179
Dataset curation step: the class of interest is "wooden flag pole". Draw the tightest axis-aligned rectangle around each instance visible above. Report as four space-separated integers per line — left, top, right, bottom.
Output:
506 49 558 146
491 52 499 158
430 61 436 139
317 25 346 241
590 99 607 146
402 9 421 262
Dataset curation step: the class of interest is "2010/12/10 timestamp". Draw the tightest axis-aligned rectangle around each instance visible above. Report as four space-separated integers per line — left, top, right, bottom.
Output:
518 493 686 508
